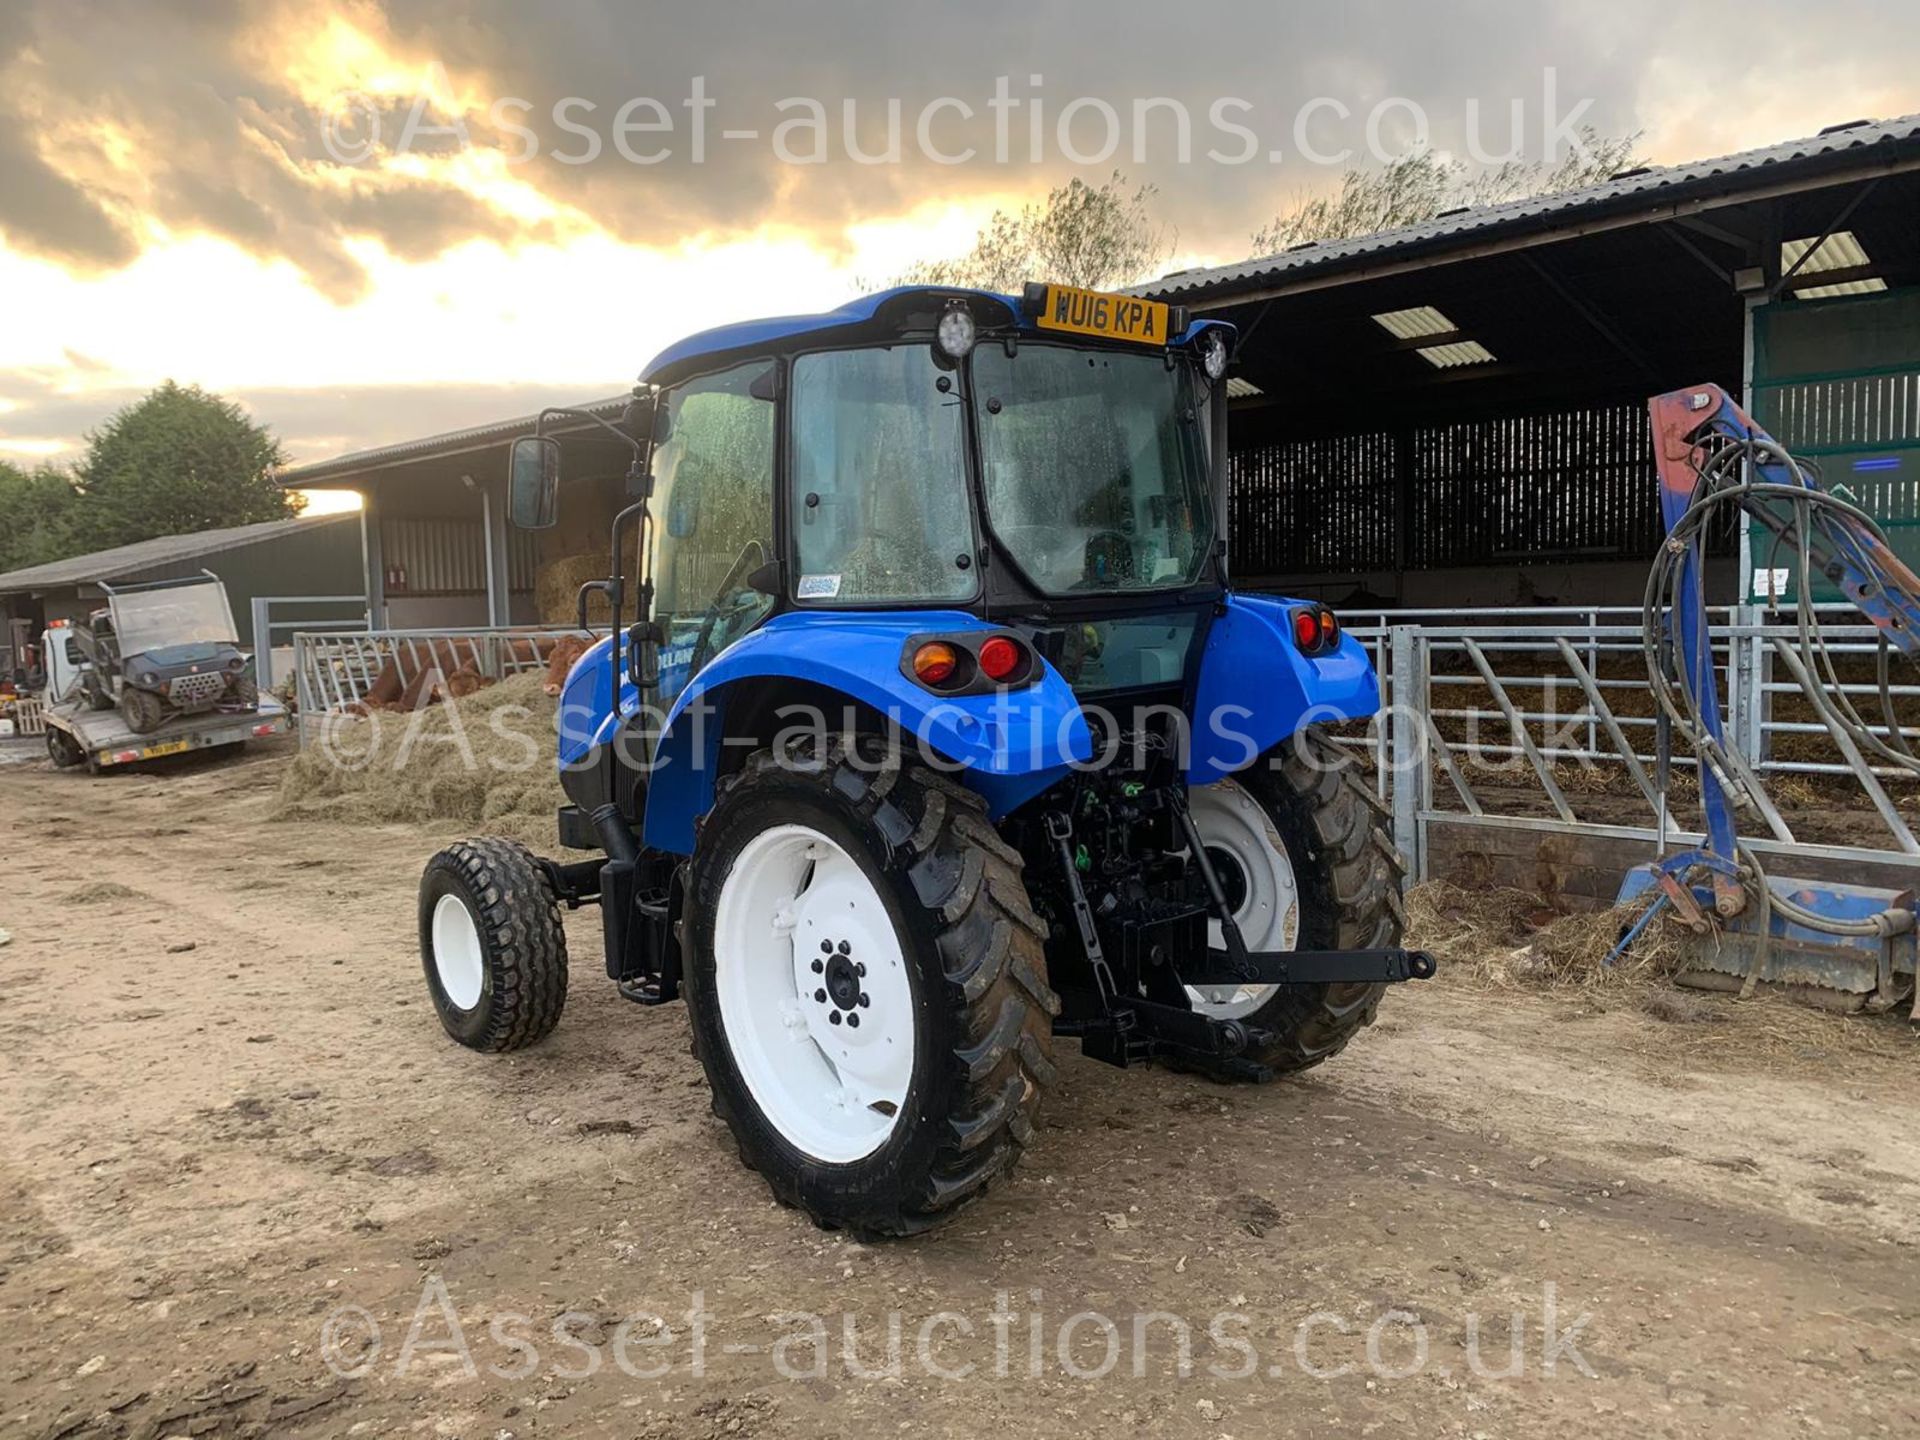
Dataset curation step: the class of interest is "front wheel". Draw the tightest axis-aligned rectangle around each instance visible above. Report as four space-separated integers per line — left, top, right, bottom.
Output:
418 839 569 1051
685 739 1057 1237
1183 728 1407 1078
121 686 166 734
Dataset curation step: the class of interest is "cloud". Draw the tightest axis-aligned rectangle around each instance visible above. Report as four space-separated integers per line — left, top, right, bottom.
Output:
0 0 1914 303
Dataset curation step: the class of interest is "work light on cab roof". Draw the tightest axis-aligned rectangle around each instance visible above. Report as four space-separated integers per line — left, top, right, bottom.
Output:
427 278 1423 1241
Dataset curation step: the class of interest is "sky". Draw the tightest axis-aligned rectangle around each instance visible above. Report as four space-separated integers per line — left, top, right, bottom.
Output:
2 0 1918 515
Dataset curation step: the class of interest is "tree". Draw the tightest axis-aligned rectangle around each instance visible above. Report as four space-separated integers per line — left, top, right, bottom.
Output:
882 171 1174 293
1250 128 1645 254
0 460 82 572
68 381 299 553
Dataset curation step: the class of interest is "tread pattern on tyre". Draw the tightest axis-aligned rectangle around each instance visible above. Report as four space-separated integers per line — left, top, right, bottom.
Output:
424 837 568 1052
689 737 1057 1237
1208 727 1409 1079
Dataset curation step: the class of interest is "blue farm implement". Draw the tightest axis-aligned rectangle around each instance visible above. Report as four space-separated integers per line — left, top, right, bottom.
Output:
1614 383 1919 1016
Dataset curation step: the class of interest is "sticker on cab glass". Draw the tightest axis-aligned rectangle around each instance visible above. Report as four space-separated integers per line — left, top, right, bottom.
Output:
797 574 842 599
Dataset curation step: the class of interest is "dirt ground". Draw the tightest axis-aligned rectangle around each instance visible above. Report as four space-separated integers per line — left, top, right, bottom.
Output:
3 740 1918 1440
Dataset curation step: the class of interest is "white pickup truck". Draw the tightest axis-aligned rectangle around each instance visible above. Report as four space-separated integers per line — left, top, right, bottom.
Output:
39 615 287 774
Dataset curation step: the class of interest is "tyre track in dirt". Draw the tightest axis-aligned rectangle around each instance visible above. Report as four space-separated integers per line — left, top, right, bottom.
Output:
2 749 1917 1439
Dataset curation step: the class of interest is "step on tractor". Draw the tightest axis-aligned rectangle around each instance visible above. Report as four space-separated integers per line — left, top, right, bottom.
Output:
418 283 1433 1235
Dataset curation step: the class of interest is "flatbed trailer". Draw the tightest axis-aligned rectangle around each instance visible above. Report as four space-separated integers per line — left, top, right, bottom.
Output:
42 694 287 773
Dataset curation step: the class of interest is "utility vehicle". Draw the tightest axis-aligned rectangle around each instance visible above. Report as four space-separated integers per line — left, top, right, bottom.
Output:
71 571 259 734
40 573 284 772
418 283 1430 1234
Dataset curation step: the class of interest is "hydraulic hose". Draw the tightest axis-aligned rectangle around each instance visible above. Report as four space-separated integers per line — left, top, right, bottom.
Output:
1644 434 1920 941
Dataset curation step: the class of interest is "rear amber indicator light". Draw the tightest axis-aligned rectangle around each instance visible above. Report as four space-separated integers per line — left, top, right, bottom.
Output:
912 642 959 685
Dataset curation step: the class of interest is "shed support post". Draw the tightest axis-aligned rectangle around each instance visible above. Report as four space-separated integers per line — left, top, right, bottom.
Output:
360 488 387 630
480 476 511 630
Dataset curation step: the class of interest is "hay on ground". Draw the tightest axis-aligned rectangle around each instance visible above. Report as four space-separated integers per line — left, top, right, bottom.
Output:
274 672 568 848
1406 879 1684 993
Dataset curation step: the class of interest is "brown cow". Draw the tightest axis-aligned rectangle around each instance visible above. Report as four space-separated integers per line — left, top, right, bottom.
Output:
344 631 592 714
541 632 594 696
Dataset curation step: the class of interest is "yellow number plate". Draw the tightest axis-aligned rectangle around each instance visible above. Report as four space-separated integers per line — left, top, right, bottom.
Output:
1033 284 1171 345
141 739 192 760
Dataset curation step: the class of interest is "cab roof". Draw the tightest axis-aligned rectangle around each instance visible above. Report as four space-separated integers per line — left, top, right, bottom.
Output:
639 284 1230 388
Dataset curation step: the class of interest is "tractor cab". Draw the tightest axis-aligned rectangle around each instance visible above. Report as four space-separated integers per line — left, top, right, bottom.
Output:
511 285 1236 714
419 283 1422 1239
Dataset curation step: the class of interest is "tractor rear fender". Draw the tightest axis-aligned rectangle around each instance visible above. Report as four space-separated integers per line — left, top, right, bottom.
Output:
638 611 1093 855
1186 594 1382 786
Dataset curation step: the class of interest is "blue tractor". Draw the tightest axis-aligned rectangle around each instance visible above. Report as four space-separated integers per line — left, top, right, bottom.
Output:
417 283 1432 1235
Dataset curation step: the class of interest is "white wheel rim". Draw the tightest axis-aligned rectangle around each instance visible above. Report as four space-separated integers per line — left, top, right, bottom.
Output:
1186 778 1299 1020
431 892 486 1011
713 823 915 1164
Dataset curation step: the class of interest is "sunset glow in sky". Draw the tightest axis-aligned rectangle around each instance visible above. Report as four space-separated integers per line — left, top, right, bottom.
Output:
3 0 1916 511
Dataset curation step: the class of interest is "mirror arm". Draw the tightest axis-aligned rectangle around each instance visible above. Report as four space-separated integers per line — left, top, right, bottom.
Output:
532 405 648 459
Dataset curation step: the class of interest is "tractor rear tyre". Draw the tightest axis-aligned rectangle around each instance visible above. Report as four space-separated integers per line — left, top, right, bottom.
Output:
1183 727 1406 1080
685 738 1057 1237
121 686 166 734
418 838 569 1051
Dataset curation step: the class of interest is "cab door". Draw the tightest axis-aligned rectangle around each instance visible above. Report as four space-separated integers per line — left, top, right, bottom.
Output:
645 362 779 708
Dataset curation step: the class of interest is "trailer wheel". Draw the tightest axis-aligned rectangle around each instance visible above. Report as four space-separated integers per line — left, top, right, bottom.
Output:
685 738 1057 1237
1184 727 1406 1079
121 686 166 734
418 838 569 1052
46 727 84 769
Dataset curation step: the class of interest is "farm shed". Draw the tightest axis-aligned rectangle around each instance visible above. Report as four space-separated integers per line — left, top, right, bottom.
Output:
280 115 1920 627
276 402 638 633
0 512 364 680
1143 113 1920 611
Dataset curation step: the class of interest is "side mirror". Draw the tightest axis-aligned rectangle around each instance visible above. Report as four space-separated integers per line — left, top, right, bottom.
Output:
507 436 561 529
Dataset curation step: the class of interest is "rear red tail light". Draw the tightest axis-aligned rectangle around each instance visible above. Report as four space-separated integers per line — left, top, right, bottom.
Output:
977 635 1024 682
1292 608 1322 651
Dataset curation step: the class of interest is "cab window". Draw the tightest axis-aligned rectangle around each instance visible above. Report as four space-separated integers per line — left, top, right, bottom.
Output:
789 346 976 604
647 363 776 704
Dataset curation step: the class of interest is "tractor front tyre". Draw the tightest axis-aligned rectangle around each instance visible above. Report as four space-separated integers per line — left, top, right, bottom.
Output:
230 674 260 708
418 838 569 1051
685 739 1057 1237
1184 727 1407 1080
121 686 166 734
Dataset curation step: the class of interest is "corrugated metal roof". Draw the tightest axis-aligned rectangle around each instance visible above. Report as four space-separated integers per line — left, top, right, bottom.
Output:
1143 114 1920 303
0 512 357 594
277 395 632 488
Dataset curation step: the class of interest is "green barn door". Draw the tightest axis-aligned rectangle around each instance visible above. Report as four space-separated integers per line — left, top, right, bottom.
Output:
1752 288 1920 601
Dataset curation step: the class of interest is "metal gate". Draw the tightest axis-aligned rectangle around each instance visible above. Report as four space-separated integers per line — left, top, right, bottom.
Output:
1350 611 1920 901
